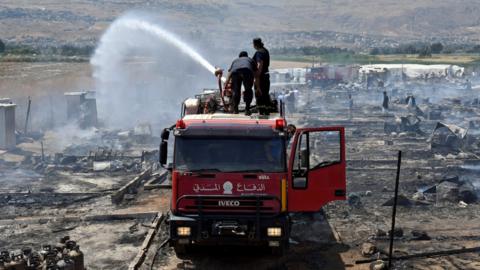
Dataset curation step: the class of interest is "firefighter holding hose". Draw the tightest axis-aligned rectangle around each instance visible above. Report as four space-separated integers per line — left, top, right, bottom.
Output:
222 51 257 115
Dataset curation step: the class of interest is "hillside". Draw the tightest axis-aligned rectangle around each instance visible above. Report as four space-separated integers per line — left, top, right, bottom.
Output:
1 0 480 49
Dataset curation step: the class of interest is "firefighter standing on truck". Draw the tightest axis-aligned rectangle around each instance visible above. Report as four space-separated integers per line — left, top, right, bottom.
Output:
224 51 256 115
253 38 271 115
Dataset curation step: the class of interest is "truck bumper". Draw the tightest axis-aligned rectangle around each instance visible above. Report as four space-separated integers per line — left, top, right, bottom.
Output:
168 212 291 246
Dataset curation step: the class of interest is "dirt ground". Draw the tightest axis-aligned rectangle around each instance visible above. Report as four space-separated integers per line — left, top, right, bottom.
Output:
0 62 94 99
0 61 302 99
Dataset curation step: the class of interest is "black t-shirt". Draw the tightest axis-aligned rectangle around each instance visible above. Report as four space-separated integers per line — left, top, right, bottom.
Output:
253 47 270 75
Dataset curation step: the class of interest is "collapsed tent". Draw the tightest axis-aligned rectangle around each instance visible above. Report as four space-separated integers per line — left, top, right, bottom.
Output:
430 122 468 150
384 115 423 134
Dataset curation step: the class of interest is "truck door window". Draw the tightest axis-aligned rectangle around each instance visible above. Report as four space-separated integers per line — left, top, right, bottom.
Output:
292 133 308 188
309 131 341 170
292 131 341 189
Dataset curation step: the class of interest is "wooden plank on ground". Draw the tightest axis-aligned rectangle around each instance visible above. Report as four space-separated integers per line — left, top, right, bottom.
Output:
111 168 152 204
144 170 169 190
129 212 164 270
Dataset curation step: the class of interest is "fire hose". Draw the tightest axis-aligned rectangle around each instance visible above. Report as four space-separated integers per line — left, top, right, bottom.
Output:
214 68 230 112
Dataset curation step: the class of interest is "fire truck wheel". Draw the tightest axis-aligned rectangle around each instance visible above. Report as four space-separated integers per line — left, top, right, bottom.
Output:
174 243 188 255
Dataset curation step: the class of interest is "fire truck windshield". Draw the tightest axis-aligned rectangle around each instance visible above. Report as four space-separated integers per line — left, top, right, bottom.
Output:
174 137 285 173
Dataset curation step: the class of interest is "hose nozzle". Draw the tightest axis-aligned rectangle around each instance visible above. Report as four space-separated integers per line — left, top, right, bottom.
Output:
214 67 223 77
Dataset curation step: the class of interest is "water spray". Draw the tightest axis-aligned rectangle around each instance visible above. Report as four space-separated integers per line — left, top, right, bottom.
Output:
100 18 224 80
91 15 226 128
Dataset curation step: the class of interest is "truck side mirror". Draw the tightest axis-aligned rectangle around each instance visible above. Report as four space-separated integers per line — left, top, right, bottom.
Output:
161 128 170 141
159 141 168 165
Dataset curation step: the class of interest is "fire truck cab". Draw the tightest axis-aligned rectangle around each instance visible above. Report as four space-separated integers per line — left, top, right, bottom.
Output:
160 90 346 255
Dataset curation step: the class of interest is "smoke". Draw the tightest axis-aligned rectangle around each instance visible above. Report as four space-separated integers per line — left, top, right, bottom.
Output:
47 123 99 154
90 13 221 130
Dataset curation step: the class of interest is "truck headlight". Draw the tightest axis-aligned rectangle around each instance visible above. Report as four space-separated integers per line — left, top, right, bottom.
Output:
267 227 282 237
177 227 191 236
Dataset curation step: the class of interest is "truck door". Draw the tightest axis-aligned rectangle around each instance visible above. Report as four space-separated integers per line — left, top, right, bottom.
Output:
287 127 346 212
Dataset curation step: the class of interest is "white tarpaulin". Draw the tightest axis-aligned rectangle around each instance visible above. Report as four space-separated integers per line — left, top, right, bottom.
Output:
359 64 464 79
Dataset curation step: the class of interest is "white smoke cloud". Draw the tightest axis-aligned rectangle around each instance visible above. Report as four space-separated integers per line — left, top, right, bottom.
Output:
90 13 220 130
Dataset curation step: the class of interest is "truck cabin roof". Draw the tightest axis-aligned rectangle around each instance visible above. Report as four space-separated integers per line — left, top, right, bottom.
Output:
174 113 287 138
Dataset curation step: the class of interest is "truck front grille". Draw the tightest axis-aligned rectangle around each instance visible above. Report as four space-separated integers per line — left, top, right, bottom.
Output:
177 195 280 215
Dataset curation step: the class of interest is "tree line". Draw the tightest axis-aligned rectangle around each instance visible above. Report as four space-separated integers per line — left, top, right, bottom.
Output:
370 42 480 56
271 46 353 55
2 37 480 59
269 43 480 58
0 39 94 56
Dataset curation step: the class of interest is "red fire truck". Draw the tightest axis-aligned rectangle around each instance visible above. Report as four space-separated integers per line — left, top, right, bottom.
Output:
159 88 346 255
306 65 357 87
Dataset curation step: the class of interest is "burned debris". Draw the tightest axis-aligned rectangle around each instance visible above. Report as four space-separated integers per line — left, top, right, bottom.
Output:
261 61 480 269
430 122 469 153
2 64 480 269
384 115 424 135
0 88 167 269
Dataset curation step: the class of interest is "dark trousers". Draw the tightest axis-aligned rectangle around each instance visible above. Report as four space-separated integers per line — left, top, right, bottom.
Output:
231 68 254 111
255 74 270 114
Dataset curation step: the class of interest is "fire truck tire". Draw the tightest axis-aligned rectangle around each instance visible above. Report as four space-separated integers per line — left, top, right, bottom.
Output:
173 243 188 255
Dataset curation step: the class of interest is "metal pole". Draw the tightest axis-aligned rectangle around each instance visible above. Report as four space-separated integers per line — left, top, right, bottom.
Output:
24 96 31 135
49 95 54 129
389 150 402 268
41 141 45 163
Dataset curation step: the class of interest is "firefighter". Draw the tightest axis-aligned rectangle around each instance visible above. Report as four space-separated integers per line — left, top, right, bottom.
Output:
253 38 271 115
224 51 256 115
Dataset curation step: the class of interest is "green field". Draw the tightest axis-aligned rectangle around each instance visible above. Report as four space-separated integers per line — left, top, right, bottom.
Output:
0 54 89 63
2 51 480 67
